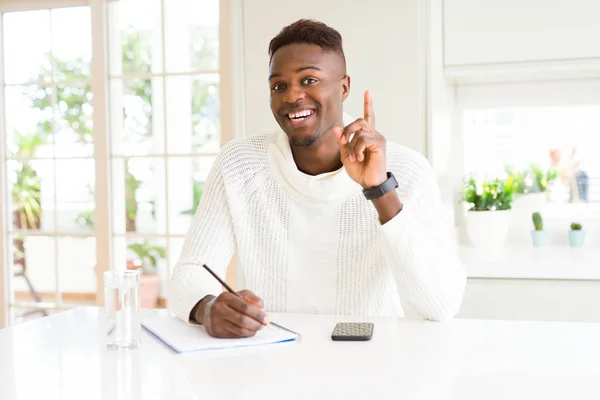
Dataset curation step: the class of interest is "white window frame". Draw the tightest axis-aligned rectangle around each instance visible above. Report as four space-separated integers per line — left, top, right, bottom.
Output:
0 0 235 328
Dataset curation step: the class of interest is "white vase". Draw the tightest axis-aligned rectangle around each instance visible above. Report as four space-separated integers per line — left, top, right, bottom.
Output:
466 210 512 247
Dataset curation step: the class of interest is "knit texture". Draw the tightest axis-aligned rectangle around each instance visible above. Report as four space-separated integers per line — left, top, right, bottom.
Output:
169 117 466 322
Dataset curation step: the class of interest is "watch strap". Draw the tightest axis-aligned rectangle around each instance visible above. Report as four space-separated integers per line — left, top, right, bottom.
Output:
362 172 398 200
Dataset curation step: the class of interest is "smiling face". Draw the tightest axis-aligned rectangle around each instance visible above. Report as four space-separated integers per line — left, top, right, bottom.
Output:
269 43 350 147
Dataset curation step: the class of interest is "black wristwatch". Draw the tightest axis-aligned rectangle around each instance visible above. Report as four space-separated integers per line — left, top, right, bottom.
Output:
362 172 398 200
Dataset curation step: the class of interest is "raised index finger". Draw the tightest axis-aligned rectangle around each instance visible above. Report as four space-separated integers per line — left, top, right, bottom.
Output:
364 90 375 127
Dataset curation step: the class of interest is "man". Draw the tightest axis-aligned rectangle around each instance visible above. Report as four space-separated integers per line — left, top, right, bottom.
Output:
169 19 466 338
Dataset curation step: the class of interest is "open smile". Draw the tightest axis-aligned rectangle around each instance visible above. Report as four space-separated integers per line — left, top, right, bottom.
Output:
285 109 315 127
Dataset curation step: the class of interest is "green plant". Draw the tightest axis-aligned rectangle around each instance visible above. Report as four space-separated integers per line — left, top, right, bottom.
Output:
505 164 558 194
532 212 544 231
125 167 142 232
180 180 204 216
127 241 166 274
12 164 42 229
11 130 45 229
570 222 582 231
462 176 514 211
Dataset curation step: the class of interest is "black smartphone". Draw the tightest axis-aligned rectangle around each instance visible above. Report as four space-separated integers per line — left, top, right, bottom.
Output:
331 322 374 341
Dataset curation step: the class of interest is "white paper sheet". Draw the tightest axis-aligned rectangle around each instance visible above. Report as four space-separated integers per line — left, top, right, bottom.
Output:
141 316 298 353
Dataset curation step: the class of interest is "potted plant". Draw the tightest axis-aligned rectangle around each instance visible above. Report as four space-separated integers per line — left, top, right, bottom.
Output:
569 223 585 247
462 175 514 247
127 241 165 308
531 212 547 247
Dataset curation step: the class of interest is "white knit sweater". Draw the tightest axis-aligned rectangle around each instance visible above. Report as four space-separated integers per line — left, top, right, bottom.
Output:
169 115 466 322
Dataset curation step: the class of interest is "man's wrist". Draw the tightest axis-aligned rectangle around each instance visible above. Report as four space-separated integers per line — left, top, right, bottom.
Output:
190 294 216 324
363 172 398 200
362 172 388 190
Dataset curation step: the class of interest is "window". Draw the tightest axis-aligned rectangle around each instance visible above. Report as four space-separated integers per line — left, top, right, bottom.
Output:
463 105 600 203
3 6 96 323
456 80 600 248
1 0 226 327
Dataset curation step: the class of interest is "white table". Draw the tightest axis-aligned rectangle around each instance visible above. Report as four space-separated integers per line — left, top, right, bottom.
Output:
1 307 600 400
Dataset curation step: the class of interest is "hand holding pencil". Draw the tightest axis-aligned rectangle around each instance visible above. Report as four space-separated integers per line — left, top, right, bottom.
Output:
199 289 269 338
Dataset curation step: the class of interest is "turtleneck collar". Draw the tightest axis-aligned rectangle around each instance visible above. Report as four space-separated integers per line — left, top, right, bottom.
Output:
266 113 363 203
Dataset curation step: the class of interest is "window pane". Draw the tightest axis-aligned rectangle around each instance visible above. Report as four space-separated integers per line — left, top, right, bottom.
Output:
463 105 600 203
164 0 219 72
10 235 57 304
3 10 51 84
108 0 163 75
166 74 220 154
168 238 185 273
112 237 166 308
7 160 55 232
55 160 95 233
167 157 215 235
51 7 92 81
110 78 165 156
57 237 97 302
111 158 166 235
55 84 94 157
5 86 53 158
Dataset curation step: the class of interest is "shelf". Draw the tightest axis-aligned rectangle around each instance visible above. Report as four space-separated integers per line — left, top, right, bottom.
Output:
460 244 600 281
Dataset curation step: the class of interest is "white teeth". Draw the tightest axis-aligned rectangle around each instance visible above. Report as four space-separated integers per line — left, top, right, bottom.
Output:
288 110 313 119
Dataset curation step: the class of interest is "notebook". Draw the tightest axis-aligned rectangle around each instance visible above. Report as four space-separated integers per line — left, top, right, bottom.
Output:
141 316 299 353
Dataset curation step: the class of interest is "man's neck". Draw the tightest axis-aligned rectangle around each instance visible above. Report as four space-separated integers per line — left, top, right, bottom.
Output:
290 129 343 176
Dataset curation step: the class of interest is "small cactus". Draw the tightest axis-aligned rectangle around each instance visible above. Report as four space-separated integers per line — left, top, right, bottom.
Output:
532 212 543 231
570 222 582 231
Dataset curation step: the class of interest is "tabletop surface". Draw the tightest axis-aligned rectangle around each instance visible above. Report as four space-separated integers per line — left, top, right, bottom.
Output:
1 307 600 400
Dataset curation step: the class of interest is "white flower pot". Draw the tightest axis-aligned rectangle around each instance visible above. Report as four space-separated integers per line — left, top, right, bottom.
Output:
466 210 512 247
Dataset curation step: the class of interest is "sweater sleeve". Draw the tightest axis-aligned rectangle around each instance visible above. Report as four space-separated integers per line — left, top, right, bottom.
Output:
168 154 236 323
380 159 466 322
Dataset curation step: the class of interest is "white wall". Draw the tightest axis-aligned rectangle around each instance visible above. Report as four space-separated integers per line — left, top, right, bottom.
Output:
238 0 427 153
443 0 600 66
428 0 459 230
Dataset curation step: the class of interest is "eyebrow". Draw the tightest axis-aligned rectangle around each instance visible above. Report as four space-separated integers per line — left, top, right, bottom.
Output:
269 65 321 80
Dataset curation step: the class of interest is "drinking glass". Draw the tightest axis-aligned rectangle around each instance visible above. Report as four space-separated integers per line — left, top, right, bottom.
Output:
104 269 141 349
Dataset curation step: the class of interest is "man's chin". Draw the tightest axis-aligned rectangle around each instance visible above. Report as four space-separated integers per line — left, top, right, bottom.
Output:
288 131 321 147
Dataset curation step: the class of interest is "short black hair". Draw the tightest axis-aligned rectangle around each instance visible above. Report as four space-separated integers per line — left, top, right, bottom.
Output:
268 19 346 68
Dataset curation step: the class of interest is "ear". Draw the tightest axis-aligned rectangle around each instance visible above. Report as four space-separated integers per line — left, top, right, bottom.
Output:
341 75 351 102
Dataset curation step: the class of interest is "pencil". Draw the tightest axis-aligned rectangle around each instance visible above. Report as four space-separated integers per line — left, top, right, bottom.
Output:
202 264 300 337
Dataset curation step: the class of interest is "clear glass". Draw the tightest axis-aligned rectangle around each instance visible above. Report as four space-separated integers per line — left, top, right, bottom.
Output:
164 0 219 72
55 159 96 232
104 269 141 349
5 85 53 158
3 10 51 84
167 157 215 234
51 7 92 81
109 78 165 156
55 84 94 158
165 74 220 154
107 0 163 75
110 158 166 235
7 159 56 232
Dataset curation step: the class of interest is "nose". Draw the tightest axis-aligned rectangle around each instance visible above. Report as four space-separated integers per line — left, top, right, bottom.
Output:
282 83 306 104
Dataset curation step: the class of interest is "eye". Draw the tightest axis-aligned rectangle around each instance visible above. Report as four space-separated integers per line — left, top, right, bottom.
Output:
303 77 317 85
271 83 285 92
